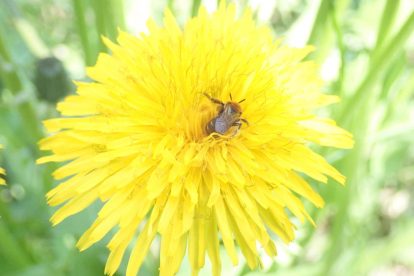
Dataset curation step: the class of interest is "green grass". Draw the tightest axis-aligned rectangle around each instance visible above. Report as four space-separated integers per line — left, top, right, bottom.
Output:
0 0 414 275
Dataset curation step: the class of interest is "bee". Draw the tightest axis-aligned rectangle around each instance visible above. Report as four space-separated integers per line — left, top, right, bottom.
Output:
203 92 249 136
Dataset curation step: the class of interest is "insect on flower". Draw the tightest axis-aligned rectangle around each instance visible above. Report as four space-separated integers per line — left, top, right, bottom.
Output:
203 92 249 136
37 2 355 275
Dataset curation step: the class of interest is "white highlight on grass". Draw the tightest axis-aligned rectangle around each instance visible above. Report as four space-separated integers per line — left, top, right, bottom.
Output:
125 0 151 34
321 52 341 82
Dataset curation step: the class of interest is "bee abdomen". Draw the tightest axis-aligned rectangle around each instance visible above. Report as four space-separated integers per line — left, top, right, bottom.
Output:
205 118 217 135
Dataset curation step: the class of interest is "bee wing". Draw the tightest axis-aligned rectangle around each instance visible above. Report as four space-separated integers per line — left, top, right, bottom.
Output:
215 114 238 134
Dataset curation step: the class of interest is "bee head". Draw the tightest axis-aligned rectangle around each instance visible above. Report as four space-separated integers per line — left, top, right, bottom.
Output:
227 101 243 114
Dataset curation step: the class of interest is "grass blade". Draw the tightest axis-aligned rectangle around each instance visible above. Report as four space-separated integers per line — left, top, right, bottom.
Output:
0 221 33 271
339 9 414 126
374 0 400 51
307 0 330 46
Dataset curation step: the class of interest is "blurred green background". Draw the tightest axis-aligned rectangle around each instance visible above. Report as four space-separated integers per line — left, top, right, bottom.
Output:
0 0 414 275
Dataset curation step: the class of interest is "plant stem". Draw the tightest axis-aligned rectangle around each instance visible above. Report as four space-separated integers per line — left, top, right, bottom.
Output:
0 22 43 143
329 1 346 98
111 0 126 31
92 0 109 54
167 0 175 14
191 0 202 17
72 0 94 66
322 101 371 275
0 20 55 192
104 0 118 41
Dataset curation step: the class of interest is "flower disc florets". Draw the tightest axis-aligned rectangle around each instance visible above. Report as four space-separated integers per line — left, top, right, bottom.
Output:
38 2 353 276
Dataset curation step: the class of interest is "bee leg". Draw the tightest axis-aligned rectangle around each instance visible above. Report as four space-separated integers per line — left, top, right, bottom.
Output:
230 120 243 136
203 93 224 105
240 118 250 126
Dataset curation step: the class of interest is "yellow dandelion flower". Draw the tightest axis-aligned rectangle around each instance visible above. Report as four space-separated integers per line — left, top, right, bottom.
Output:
38 2 353 276
0 144 5 186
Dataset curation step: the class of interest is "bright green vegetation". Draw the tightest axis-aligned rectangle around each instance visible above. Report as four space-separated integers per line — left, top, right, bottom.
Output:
0 0 413 275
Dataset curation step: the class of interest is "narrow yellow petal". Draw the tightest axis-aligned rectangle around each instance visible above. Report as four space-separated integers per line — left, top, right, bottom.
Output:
188 208 206 273
98 183 135 218
206 217 222 276
258 204 295 244
214 197 238 266
181 193 195 235
157 194 180 234
126 219 159 276
227 157 246 186
228 211 260 270
160 232 188 276
50 188 99 225
46 172 86 201
206 170 220 208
